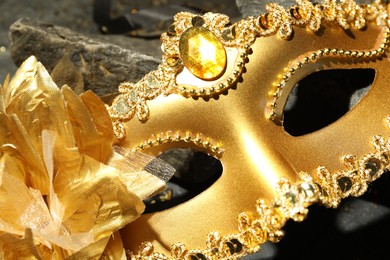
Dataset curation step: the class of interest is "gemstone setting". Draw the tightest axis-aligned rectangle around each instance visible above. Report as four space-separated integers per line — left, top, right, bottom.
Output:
179 27 227 80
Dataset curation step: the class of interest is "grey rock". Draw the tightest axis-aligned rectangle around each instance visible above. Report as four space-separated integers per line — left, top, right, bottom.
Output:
334 198 390 233
0 0 99 48
107 0 241 19
0 48 17 84
235 0 374 18
240 242 278 259
235 0 293 18
157 149 195 180
8 18 161 97
0 0 98 82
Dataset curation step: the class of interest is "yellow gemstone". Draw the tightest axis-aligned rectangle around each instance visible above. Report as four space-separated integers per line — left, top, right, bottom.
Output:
179 27 227 80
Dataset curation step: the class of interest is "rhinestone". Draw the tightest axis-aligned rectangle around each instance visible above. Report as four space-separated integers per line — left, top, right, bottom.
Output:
179 27 227 80
115 99 131 115
363 157 382 177
337 176 353 192
167 24 176 36
259 13 272 29
299 182 316 199
225 239 243 254
284 191 297 204
232 25 237 37
189 253 207 260
290 7 302 19
191 16 205 27
315 183 327 197
145 75 160 93
222 28 235 41
130 90 138 103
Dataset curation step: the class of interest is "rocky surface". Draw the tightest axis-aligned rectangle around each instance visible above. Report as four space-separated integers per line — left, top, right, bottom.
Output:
235 0 372 17
235 0 292 17
9 18 161 96
0 0 97 81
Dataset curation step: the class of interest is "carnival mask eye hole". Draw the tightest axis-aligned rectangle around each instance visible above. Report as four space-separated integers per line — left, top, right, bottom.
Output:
283 69 375 136
143 148 223 213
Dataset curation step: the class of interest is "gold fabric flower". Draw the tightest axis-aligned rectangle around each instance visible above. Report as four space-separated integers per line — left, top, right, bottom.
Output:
0 56 172 259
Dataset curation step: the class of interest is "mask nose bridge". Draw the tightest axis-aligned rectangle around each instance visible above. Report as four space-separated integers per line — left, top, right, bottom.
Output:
119 54 302 254
120 94 300 254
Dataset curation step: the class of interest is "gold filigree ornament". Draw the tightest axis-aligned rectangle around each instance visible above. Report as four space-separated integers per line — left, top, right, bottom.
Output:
106 0 390 258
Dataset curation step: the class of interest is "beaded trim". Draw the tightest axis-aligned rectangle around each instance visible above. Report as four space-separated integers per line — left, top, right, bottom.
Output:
130 131 223 157
268 27 390 122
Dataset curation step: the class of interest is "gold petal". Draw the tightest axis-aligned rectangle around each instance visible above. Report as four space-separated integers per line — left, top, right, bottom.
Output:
0 229 43 260
64 236 111 260
50 54 84 95
53 153 145 239
0 105 49 194
79 90 115 154
4 56 75 149
61 86 114 162
107 147 170 200
100 232 127 260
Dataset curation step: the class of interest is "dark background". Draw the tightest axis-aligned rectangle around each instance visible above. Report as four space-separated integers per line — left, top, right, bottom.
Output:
1 0 389 259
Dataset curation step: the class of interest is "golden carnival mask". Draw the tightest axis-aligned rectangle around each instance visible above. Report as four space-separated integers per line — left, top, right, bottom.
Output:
106 0 390 258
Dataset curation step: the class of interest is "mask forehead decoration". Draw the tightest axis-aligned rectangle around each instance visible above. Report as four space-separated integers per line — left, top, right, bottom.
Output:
107 0 390 258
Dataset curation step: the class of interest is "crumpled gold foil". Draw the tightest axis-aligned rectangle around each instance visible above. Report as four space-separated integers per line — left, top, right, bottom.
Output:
0 56 173 259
